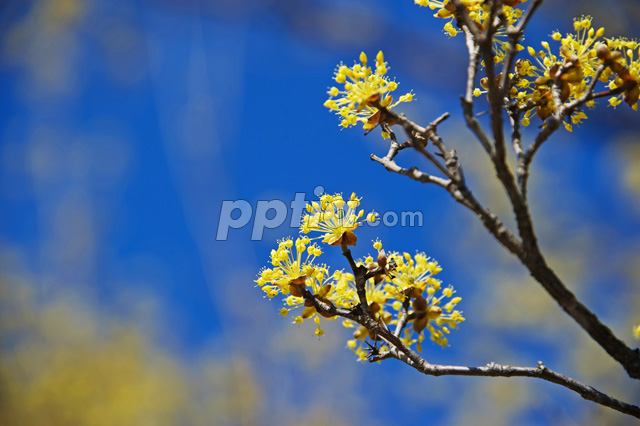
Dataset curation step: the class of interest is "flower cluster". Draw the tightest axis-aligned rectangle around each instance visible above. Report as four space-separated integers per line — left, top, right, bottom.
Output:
381 246 464 349
344 240 465 360
255 236 324 299
415 0 526 62
256 193 464 359
324 51 414 137
256 236 343 336
600 37 640 108
301 192 376 245
504 16 640 130
414 5 640 131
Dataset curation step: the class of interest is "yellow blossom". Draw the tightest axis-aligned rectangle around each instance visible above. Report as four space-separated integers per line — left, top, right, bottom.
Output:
255 236 325 297
383 251 464 346
324 51 414 132
511 16 634 127
301 193 376 246
383 251 443 300
602 37 640 108
258 209 465 355
415 0 526 62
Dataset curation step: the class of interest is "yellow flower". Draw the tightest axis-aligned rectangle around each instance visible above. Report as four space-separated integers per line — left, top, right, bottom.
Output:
513 16 613 126
255 236 324 297
324 51 414 132
416 0 525 61
410 286 464 347
383 251 463 347
257 242 361 336
603 37 640 109
383 251 443 300
301 193 376 246
257 207 466 353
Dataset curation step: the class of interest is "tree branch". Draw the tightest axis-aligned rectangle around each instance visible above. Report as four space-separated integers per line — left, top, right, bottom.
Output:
370 112 524 257
307 273 640 420
522 252 640 379
304 240 640 419
370 152 452 189
385 354 640 419
372 103 640 379
334 241 430 368
460 26 495 155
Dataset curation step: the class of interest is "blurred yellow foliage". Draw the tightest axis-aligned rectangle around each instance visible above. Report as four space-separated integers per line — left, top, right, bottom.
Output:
0 281 260 426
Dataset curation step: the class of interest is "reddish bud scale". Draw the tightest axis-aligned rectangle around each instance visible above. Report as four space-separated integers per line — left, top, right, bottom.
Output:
289 283 305 298
332 230 358 247
412 296 428 313
377 250 387 268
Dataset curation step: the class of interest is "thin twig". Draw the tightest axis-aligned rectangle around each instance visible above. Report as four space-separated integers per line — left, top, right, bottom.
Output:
460 8 537 256
499 0 544 96
388 353 640 419
460 26 495 155
450 0 481 40
370 120 524 257
386 297 412 342
508 108 528 198
478 1 509 166
370 153 451 189
340 242 370 316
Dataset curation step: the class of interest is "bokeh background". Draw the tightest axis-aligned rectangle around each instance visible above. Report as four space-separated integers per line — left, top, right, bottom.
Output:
2 0 640 425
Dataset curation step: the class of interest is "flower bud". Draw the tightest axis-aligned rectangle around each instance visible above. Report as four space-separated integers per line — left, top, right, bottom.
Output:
596 43 611 61
359 51 368 66
377 249 387 268
444 1 456 12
